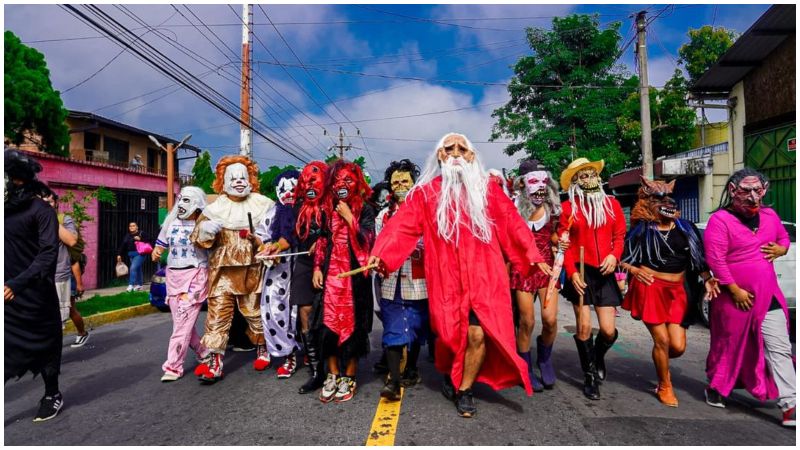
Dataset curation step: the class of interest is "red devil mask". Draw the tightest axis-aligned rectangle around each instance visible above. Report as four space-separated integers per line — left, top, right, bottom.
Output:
333 165 360 201
298 161 328 203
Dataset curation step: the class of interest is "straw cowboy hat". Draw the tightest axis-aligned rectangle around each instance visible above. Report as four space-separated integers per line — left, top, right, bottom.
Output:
560 157 605 191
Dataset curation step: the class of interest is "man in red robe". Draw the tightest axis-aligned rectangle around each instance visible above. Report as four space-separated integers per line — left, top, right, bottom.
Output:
369 132 547 418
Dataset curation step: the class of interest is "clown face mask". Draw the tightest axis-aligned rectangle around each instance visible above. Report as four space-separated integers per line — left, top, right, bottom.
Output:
177 188 204 219
276 176 298 206
300 163 326 201
390 170 413 202
224 163 252 198
574 168 601 194
333 166 359 200
730 176 767 217
524 171 549 206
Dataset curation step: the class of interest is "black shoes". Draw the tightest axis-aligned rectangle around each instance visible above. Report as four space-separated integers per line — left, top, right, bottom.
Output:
380 379 402 401
400 367 422 387
704 387 726 408
455 389 477 418
441 375 456 401
33 393 63 423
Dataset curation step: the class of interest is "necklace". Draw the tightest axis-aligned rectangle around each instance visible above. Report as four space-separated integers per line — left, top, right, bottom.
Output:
657 223 674 243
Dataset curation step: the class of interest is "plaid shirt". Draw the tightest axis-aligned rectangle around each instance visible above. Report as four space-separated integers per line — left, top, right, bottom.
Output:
376 206 428 301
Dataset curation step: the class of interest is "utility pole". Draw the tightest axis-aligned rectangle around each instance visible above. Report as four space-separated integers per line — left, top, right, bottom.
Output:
635 11 653 179
239 3 253 158
149 134 192 211
328 126 351 159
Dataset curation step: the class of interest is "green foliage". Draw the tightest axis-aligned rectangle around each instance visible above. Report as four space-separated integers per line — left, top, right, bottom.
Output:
323 154 370 184
4 31 70 156
491 14 639 176
617 70 696 158
258 164 298 200
191 150 215 194
678 26 736 84
60 186 117 234
75 291 149 317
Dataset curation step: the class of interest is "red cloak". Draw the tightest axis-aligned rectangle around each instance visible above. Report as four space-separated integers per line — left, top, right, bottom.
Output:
372 177 542 395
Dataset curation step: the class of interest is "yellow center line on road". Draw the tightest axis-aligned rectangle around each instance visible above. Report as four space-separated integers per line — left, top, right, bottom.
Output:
365 388 404 446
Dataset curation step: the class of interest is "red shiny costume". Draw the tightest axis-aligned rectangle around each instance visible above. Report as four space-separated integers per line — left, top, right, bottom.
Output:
313 161 375 358
510 216 558 292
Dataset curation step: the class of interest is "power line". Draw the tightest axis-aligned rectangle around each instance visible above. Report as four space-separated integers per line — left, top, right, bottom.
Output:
61 4 309 165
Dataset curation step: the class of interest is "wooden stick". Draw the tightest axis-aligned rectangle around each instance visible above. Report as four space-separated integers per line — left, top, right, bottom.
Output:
579 246 585 310
337 263 379 279
256 251 310 260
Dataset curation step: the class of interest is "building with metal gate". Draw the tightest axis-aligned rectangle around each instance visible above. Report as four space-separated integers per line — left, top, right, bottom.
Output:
691 4 795 224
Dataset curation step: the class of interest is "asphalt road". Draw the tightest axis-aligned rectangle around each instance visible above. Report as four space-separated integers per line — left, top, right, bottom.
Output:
4 299 796 446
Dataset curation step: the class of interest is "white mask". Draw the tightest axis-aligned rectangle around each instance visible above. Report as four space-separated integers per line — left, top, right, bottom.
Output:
524 171 549 206
276 176 298 206
223 163 252 197
176 187 205 219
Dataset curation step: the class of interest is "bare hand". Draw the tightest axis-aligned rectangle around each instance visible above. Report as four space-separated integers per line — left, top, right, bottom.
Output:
4 285 14 302
570 272 587 297
308 242 317 256
117 255 122 262
632 266 655 286
760 242 788 262
557 238 570 252
368 255 387 277
599 254 617 276
134 236 141 241
335 201 354 224
704 277 720 300
151 247 164 262
312 270 324 289
731 286 754 311
535 262 553 277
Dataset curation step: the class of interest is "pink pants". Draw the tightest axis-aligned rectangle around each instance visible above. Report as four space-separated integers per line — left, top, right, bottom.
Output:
162 297 207 376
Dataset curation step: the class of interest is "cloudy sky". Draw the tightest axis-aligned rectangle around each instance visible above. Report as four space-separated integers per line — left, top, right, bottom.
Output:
4 3 771 177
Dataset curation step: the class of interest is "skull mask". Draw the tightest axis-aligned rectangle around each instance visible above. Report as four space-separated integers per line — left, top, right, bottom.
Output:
223 163 252 198
575 168 601 194
390 170 413 202
524 171 550 206
176 187 206 219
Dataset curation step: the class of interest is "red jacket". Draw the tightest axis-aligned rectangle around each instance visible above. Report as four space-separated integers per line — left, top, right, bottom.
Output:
557 197 626 278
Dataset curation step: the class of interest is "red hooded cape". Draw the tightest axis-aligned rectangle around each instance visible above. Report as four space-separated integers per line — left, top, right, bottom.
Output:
372 176 542 395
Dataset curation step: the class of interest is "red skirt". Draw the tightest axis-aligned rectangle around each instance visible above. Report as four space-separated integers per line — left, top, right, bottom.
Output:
622 276 687 325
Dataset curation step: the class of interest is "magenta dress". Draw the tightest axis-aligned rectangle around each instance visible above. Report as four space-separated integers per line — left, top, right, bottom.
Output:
703 207 791 400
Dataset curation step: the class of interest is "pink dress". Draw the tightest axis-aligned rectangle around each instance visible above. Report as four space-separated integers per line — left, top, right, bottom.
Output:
703 207 790 400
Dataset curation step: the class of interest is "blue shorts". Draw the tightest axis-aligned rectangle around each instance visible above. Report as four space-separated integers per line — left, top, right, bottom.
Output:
380 297 429 348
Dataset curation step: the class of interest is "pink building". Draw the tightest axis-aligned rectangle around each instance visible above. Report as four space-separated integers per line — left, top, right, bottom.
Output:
10 111 200 289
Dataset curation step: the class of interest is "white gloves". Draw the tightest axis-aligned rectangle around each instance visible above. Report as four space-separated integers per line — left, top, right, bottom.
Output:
198 220 223 242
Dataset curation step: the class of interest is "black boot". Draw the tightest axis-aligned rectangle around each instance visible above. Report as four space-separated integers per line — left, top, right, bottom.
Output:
574 335 600 400
298 332 324 394
594 329 618 381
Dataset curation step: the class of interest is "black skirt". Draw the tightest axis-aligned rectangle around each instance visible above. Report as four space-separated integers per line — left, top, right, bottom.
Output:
290 255 319 307
561 265 622 307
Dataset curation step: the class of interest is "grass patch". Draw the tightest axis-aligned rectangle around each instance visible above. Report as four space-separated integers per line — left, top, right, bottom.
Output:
76 291 150 317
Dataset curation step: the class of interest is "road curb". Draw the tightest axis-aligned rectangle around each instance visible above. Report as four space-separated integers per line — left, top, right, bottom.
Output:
64 303 160 335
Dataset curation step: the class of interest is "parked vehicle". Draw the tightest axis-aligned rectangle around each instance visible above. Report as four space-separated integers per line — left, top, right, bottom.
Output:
695 221 795 341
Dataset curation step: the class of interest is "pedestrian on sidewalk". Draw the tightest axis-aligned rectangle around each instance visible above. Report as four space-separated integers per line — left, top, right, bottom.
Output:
619 177 718 408
510 159 563 393
703 168 795 427
153 186 210 382
117 222 149 292
557 158 627 401
4 150 65 422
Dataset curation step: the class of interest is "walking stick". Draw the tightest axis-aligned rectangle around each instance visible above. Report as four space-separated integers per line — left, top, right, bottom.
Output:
337 263 379 279
578 246 585 328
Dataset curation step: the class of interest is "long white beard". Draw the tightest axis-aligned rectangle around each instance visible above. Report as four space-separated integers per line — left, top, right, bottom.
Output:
437 157 492 243
568 184 615 228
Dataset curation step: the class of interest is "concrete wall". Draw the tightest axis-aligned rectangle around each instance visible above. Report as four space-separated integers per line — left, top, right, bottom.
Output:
693 122 729 149
729 82 747 170
28 150 179 290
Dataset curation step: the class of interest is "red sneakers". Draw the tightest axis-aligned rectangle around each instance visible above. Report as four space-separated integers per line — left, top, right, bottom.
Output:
782 407 796 427
253 345 271 371
277 353 297 379
199 353 224 383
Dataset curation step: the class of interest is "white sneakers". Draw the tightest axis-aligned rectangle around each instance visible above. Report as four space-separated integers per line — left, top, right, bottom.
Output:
126 285 143 292
161 371 181 382
126 285 134 292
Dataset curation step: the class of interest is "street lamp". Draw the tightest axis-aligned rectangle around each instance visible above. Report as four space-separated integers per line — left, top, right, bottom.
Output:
148 134 192 211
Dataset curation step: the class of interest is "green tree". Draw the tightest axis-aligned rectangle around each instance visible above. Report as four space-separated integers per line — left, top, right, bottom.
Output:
191 150 215 194
491 14 638 175
60 187 117 234
4 30 70 156
617 70 697 158
678 26 736 84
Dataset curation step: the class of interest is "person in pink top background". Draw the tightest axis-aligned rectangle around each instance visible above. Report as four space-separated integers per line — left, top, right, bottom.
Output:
702 168 795 428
